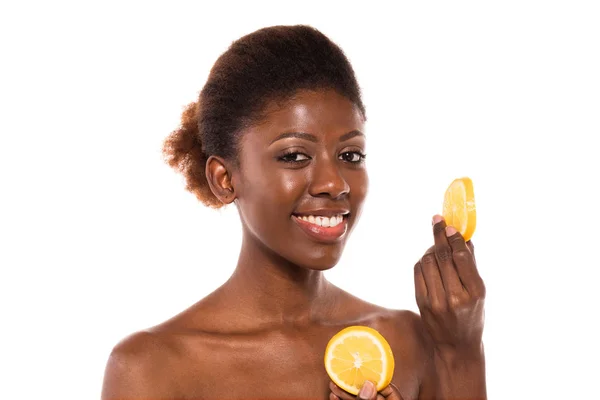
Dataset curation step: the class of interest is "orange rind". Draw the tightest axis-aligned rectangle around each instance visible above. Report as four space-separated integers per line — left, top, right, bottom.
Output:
442 177 476 241
324 326 395 395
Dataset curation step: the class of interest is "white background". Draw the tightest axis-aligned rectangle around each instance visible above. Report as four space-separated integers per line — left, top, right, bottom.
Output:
1 1 599 399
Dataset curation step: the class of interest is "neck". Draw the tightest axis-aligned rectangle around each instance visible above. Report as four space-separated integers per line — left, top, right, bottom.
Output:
223 232 334 326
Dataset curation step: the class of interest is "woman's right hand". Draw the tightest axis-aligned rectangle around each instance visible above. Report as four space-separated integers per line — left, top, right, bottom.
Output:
329 381 404 400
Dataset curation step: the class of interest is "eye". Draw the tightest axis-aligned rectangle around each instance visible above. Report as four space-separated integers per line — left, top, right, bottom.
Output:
339 151 366 163
278 151 311 163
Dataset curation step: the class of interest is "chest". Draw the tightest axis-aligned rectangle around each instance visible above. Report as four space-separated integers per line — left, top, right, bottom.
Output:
168 327 421 400
172 330 334 399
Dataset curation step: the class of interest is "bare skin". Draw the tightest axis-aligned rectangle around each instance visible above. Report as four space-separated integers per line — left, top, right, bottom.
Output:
102 89 486 400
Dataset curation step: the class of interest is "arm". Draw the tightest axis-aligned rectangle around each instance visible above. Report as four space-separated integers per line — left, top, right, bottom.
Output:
414 313 486 400
415 216 487 400
430 343 486 400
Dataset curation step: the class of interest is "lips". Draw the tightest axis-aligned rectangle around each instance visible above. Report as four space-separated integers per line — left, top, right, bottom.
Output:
291 214 348 243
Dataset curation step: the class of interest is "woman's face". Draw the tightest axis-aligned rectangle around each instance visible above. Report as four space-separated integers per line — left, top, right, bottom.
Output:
232 89 368 271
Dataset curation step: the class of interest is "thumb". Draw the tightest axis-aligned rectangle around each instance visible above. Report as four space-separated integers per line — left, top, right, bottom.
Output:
357 381 378 400
378 383 405 400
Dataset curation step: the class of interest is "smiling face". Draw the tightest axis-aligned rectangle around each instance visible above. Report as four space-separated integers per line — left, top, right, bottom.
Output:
231 89 369 270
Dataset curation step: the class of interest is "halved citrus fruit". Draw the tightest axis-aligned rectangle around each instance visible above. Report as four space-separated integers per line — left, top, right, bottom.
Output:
442 177 476 241
324 326 395 395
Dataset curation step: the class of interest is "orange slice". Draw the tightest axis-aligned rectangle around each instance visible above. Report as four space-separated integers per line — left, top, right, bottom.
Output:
442 177 476 241
324 326 395 395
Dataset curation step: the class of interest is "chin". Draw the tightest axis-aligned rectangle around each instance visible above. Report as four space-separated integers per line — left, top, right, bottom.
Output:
291 244 345 271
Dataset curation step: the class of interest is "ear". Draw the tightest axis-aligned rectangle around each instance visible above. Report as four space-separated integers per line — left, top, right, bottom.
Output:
205 155 237 205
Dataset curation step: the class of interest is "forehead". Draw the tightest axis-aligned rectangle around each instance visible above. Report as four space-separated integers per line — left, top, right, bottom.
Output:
243 89 365 145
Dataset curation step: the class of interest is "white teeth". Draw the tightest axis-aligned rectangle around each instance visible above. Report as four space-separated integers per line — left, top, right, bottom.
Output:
296 214 345 227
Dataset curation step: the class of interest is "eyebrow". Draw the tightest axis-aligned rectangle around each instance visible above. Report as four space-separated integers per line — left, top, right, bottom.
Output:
269 130 364 144
339 129 364 142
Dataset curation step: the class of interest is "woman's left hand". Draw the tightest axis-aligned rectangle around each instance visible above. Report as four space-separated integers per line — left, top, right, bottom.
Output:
413 215 486 353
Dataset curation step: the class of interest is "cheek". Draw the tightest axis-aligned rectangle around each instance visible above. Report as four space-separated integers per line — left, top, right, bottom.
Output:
238 168 306 233
255 171 306 209
350 169 369 203
348 170 369 226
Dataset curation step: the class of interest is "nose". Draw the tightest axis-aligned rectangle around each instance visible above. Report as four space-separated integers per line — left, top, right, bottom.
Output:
308 157 350 199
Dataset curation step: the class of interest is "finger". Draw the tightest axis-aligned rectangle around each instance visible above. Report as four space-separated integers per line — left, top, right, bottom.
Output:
331 393 340 400
432 215 465 296
329 382 355 400
357 380 378 400
466 240 475 255
420 251 447 311
466 240 476 265
414 262 428 307
446 231 485 297
379 383 405 400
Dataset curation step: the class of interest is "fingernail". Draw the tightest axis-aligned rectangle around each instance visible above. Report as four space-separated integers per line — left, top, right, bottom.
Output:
446 226 457 236
432 215 443 225
358 380 375 399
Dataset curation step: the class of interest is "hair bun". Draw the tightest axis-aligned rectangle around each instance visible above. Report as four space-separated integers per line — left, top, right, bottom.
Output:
162 101 222 208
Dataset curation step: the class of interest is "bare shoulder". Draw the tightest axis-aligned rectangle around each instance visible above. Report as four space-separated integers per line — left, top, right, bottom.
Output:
386 309 429 342
331 285 427 338
101 295 230 399
101 329 179 400
369 308 430 353
331 286 431 358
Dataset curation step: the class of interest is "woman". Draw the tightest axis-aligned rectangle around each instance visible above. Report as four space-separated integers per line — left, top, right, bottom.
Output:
101 25 487 400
